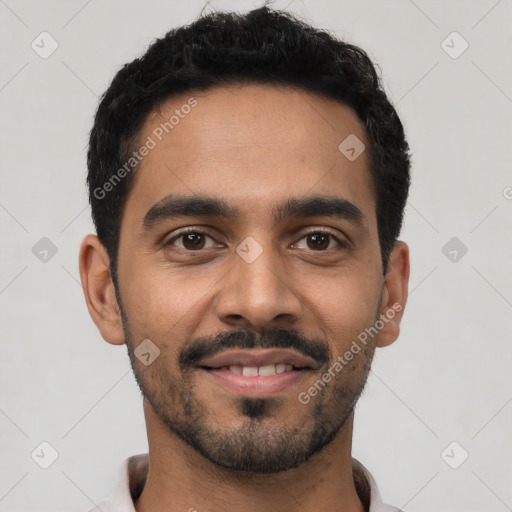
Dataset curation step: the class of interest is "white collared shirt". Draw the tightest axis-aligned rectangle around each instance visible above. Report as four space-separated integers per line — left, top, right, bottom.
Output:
88 453 403 512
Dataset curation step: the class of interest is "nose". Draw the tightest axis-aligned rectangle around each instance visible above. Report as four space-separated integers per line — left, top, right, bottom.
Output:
214 244 303 331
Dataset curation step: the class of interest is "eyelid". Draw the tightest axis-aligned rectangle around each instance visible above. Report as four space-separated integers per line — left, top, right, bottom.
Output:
164 227 219 248
164 226 350 251
293 227 349 249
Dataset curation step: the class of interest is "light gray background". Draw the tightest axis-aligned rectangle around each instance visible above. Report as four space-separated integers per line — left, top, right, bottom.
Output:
1 1 511 511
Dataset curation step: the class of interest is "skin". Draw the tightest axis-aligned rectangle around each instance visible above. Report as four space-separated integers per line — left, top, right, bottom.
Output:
79 84 410 512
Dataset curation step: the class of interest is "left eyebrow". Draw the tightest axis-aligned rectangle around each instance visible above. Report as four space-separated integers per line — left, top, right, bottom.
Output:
273 196 366 226
140 194 367 232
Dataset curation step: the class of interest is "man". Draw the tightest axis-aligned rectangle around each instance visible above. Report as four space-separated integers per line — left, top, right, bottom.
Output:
79 6 410 512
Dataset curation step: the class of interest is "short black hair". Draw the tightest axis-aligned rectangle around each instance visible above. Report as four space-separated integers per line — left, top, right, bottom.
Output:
87 6 410 284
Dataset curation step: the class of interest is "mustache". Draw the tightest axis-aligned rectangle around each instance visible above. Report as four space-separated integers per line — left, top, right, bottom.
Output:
179 327 330 369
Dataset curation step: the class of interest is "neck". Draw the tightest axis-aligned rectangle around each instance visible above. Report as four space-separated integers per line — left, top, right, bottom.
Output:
134 400 365 512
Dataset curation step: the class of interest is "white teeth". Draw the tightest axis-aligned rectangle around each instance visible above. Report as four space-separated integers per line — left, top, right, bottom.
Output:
229 365 243 375
275 364 286 374
258 364 276 376
223 363 296 376
242 366 259 377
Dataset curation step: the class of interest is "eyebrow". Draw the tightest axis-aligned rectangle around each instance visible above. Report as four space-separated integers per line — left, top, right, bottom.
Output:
141 194 366 232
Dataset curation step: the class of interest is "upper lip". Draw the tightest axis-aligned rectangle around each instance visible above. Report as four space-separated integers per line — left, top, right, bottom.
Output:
199 348 317 370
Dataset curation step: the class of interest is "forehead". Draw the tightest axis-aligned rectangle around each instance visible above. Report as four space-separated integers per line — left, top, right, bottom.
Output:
123 83 376 229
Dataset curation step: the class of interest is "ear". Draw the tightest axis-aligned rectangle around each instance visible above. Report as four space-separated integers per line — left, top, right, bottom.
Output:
79 234 126 345
376 241 410 348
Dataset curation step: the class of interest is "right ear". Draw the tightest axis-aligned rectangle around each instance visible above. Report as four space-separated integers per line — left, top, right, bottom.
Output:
79 234 126 345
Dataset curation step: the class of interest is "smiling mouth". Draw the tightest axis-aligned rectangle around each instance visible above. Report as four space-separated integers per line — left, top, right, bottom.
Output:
196 348 316 395
202 363 300 376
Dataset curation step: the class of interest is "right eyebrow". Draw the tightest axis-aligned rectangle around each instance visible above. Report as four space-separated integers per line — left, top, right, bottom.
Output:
141 195 240 232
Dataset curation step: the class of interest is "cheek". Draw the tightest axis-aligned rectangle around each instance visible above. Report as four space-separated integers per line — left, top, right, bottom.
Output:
119 263 214 346
303 269 381 352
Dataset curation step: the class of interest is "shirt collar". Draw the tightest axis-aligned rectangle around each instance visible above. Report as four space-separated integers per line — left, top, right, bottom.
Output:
90 453 403 512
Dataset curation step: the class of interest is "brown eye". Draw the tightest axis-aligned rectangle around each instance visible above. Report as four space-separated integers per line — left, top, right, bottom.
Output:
166 231 216 251
294 231 342 251
182 233 206 250
307 233 330 250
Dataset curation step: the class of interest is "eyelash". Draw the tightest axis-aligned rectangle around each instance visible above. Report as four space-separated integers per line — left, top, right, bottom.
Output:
164 228 348 251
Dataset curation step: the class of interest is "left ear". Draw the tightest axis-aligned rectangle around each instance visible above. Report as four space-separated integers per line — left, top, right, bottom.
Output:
376 241 410 348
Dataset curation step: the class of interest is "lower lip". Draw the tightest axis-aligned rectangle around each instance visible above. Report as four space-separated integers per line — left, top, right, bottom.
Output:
199 367 309 397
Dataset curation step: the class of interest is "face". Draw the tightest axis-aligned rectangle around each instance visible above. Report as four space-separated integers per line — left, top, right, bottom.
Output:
86 84 407 474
